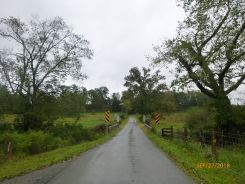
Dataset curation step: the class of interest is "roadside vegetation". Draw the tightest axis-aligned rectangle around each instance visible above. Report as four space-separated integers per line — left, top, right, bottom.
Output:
0 112 125 161
121 1 245 182
0 18 125 180
0 0 244 183
140 114 245 184
0 118 127 181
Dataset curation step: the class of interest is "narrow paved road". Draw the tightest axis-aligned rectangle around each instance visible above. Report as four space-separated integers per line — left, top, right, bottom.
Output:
46 117 194 184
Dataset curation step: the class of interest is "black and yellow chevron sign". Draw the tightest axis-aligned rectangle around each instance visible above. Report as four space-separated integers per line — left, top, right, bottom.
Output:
155 112 160 124
104 111 110 123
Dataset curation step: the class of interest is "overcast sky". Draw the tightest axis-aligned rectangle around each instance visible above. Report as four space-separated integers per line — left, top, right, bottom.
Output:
0 0 244 103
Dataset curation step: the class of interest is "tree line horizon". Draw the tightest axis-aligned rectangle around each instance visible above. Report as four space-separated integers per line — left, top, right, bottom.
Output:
0 0 244 133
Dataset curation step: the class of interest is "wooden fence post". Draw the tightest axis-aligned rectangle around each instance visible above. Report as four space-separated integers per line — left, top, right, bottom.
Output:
170 126 173 138
183 127 188 141
7 142 13 160
199 130 205 148
211 129 218 160
220 130 224 147
106 124 109 135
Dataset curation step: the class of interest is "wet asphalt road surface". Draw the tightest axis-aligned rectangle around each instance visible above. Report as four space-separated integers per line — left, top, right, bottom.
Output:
48 117 193 184
1 118 194 184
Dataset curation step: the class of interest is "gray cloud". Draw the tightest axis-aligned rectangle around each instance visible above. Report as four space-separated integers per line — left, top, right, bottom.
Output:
0 0 184 93
1 0 243 102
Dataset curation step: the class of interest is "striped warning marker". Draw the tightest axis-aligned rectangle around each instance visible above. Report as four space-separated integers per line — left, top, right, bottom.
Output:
155 112 160 124
104 111 110 123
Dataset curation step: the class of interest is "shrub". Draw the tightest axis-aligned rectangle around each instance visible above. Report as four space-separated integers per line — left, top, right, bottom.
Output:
185 107 215 131
0 132 24 154
49 123 94 144
0 118 98 157
0 123 14 133
119 114 125 121
138 114 143 123
14 112 44 131
23 131 61 154
92 124 106 134
0 131 64 155
231 106 245 133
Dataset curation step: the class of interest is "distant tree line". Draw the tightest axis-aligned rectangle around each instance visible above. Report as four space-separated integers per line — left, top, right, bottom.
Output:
121 67 211 114
0 79 213 118
0 84 122 116
122 66 245 133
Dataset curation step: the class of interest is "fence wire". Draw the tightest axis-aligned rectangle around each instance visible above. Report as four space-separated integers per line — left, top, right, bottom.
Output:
144 123 245 184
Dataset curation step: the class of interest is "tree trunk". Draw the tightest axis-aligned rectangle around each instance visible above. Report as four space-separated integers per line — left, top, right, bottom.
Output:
214 94 233 132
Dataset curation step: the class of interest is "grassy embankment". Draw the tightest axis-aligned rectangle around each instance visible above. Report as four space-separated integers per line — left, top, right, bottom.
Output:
0 113 127 181
140 108 245 184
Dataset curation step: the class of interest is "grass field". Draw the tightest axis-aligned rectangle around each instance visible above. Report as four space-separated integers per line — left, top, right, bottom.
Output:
147 107 211 135
0 113 120 128
140 110 245 184
0 117 128 181
55 112 120 128
141 110 188 136
156 111 188 131
0 114 17 123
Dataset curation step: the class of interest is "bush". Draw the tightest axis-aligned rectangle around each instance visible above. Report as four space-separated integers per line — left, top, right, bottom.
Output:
0 123 14 133
185 107 215 131
231 106 245 132
0 117 99 157
14 112 44 131
0 131 64 155
49 123 94 144
92 124 107 134
119 114 125 121
0 132 24 154
23 131 63 154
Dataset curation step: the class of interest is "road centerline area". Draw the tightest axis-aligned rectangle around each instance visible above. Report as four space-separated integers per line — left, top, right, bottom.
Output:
1 118 194 184
46 117 194 184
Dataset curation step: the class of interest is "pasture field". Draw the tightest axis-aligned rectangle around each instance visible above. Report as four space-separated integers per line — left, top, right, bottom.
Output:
0 118 127 181
140 109 245 184
55 112 120 128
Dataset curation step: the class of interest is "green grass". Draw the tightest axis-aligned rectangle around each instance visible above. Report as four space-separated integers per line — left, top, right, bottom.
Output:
55 112 120 128
0 118 128 181
0 114 17 123
140 124 245 184
157 111 187 130
1 112 120 129
149 107 207 135
55 113 104 128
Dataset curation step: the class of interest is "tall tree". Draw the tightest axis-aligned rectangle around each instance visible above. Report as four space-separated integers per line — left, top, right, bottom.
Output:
0 16 93 110
57 85 87 118
87 87 110 111
111 93 122 112
0 84 11 114
121 90 134 114
173 91 211 109
152 0 245 129
123 67 167 114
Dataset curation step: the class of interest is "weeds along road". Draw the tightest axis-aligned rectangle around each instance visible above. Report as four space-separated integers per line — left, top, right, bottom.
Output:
2 118 194 184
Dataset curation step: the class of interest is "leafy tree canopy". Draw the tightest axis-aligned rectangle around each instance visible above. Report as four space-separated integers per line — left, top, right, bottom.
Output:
0 16 93 109
123 67 168 114
151 0 245 128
